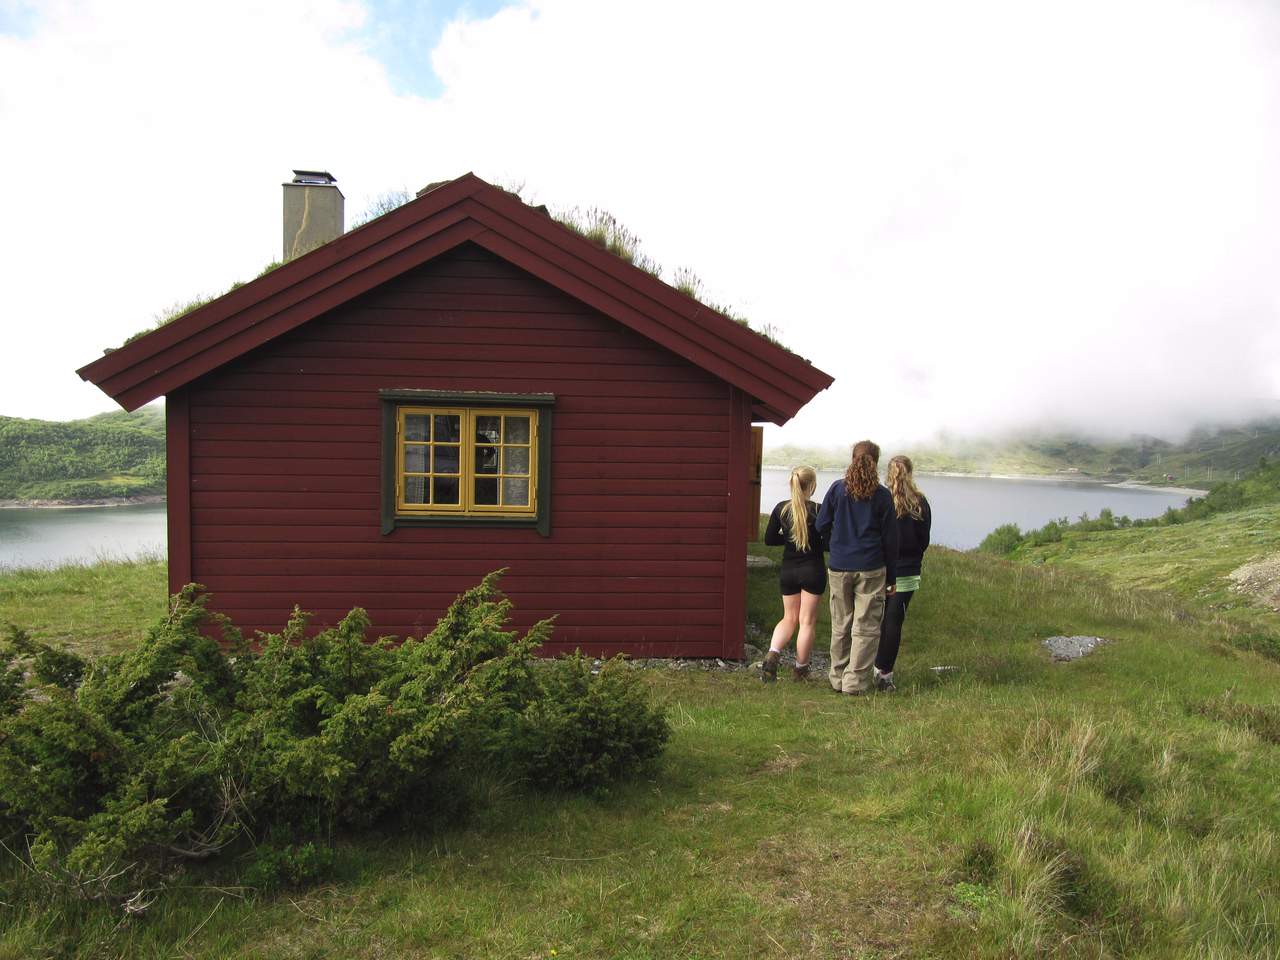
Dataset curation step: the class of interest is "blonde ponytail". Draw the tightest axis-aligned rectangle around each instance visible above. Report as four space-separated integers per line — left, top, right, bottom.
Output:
781 465 817 552
887 455 925 520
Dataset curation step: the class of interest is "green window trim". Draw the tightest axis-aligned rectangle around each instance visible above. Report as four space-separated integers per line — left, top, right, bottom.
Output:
380 390 554 536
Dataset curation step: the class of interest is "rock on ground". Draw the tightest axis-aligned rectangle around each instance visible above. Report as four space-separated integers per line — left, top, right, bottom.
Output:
1043 635 1108 661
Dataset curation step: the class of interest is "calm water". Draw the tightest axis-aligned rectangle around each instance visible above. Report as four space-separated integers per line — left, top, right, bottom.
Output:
0 504 167 570
761 468 1192 550
0 475 1193 569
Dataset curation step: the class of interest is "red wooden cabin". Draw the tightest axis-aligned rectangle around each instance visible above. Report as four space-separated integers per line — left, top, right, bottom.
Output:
78 174 832 658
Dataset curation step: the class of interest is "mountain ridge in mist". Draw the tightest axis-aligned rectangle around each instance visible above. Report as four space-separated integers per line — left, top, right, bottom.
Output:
766 416 1280 488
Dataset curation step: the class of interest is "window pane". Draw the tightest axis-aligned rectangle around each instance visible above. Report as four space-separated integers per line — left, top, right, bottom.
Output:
474 477 499 505
503 446 530 475
502 477 530 507
475 445 499 475
433 477 459 505
434 415 460 443
404 476 427 504
475 416 501 444
404 415 429 441
433 445 460 475
403 445 428 473
503 416 530 444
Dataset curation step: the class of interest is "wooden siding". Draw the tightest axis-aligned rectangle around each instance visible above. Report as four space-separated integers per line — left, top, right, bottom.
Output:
185 243 741 657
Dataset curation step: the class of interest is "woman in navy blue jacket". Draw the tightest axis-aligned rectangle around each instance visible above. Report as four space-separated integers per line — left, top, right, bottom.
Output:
816 440 898 695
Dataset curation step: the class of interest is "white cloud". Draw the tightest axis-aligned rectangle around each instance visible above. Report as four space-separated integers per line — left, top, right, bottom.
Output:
2 0 1278 448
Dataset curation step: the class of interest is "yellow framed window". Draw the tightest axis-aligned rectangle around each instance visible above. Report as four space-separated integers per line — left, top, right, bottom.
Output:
396 406 538 517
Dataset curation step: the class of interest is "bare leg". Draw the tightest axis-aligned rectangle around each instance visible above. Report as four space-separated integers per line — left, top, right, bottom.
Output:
795 590 821 664
769 593 801 653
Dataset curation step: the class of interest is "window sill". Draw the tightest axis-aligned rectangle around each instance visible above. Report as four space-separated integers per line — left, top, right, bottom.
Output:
381 514 543 535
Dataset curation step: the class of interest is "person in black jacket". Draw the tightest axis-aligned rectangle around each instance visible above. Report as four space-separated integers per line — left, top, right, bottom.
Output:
761 465 826 682
874 455 931 692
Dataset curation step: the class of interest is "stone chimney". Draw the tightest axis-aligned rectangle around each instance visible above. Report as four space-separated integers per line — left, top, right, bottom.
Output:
282 170 344 261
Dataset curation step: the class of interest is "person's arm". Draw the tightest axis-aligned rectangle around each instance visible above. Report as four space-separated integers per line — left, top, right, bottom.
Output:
920 499 932 554
880 492 900 591
763 503 787 547
816 484 835 550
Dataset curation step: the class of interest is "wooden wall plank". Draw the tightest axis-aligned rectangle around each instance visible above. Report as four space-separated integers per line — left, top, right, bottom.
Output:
166 389 191 596
720 387 750 658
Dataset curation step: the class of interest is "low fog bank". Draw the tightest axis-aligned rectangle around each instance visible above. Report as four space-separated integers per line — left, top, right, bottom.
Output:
767 407 1280 464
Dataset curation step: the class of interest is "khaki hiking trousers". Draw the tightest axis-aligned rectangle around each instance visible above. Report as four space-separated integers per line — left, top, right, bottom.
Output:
828 567 888 694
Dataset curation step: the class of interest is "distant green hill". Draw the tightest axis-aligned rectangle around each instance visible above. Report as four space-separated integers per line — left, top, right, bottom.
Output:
766 419 1280 488
0 407 166 502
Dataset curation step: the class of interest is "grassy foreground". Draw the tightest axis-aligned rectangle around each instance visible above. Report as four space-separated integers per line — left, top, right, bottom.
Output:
0 555 166 656
2 547 1280 958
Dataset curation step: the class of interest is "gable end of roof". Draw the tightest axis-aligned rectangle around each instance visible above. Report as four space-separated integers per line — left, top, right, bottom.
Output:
77 173 833 422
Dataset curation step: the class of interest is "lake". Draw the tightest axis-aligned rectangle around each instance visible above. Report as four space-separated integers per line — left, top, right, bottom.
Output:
760 468 1192 550
0 475 1193 569
0 503 167 570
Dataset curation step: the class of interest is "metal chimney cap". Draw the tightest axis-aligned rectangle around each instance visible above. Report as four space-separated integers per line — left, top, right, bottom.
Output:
291 170 337 185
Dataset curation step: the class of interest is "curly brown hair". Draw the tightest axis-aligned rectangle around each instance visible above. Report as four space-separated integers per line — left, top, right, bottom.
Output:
843 440 880 501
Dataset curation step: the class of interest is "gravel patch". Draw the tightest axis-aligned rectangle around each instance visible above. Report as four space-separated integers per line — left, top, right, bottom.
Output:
595 635 834 677
1229 553 1280 611
1043 635 1109 661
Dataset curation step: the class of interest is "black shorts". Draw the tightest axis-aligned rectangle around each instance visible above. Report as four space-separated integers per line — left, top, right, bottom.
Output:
779 559 827 596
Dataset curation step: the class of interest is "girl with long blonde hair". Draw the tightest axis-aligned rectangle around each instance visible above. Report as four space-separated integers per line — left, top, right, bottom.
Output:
873 456 931 691
815 440 900 695
761 465 826 682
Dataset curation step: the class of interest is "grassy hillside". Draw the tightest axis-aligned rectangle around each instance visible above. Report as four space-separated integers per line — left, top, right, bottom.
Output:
980 461 1280 651
2 548 1280 957
1008 504 1280 645
767 418 1280 487
0 406 166 501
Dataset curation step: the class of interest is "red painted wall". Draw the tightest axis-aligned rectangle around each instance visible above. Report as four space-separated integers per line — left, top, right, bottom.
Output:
177 243 748 657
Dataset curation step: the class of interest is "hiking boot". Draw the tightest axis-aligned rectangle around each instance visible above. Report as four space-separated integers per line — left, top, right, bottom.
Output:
761 650 780 683
874 669 896 693
792 662 811 682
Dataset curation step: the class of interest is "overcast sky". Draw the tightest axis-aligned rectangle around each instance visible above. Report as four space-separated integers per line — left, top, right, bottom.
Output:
2 0 1278 448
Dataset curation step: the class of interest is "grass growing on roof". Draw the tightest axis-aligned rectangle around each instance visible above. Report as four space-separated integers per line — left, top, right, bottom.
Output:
120 260 283 346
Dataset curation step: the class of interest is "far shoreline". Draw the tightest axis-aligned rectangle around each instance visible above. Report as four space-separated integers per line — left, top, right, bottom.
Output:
0 494 166 510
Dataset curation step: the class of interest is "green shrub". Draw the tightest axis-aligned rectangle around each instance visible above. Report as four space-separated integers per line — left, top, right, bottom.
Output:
0 574 669 903
978 523 1023 556
225 578 549 835
241 841 336 893
515 654 670 793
